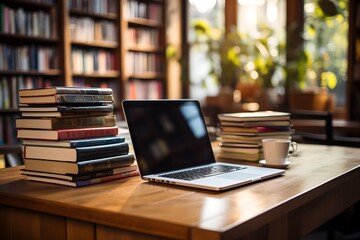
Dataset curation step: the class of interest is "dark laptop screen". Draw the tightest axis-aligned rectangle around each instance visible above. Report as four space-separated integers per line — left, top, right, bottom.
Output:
122 100 216 176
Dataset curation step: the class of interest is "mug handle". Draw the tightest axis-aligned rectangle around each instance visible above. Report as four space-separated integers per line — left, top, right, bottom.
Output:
288 142 298 157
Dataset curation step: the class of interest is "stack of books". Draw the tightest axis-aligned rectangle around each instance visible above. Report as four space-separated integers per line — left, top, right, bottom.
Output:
217 111 293 161
16 86 138 187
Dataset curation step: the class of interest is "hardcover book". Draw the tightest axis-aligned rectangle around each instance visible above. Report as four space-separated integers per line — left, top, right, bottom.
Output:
21 164 138 181
17 126 119 140
16 115 117 130
19 94 114 104
19 104 114 112
21 136 125 148
19 86 113 97
218 111 290 122
24 170 139 187
24 153 136 175
23 142 129 162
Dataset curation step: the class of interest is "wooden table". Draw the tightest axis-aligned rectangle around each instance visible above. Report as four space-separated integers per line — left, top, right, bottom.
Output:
1 144 360 240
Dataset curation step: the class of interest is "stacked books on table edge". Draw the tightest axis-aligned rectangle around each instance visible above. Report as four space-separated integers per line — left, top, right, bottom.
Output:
16 86 139 187
217 111 294 161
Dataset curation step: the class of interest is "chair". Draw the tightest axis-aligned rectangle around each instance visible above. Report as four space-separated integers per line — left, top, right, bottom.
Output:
290 110 360 147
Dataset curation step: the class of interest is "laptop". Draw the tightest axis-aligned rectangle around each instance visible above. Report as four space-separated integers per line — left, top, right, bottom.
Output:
122 99 285 191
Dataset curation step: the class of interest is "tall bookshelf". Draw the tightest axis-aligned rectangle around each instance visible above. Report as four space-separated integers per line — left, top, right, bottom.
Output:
121 0 166 100
0 0 62 165
347 0 360 121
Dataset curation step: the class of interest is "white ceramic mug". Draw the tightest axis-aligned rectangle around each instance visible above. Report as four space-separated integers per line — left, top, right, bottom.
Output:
262 139 298 165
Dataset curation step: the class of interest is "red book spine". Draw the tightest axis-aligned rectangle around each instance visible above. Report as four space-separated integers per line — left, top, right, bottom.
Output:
57 126 119 140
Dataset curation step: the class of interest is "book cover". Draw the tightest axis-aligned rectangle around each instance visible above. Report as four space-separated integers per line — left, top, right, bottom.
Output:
23 142 129 162
22 136 125 148
218 111 290 122
24 153 136 175
19 94 114 104
218 129 294 137
24 170 140 187
21 164 138 181
19 86 113 97
16 115 117 130
17 126 119 140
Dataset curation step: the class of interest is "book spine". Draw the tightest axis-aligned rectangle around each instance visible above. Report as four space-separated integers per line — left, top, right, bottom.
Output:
52 115 116 130
55 94 114 103
76 142 129 162
57 104 114 112
75 170 139 187
54 87 113 95
71 167 132 181
77 153 135 175
57 126 118 140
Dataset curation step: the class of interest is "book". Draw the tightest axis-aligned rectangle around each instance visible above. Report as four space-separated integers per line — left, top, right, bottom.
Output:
218 130 294 137
220 146 262 154
19 104 114 112
23 142 129 162
19 94 114 104
17 126 119 140
22 136 125 148
219 120 291 127
24 170 140 187
220 126 291 133
217 151 263 161
218 111 290 122
21 111 113 118
24 153 136 175
219 134 290 144
18 86 113 97
21 164 138 181
16 115 116 130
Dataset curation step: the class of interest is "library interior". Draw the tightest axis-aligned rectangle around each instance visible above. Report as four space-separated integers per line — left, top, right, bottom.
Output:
1 0 360 240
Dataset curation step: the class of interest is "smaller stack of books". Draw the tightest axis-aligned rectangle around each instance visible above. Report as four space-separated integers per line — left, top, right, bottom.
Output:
217 111 293 161
16 86 138 187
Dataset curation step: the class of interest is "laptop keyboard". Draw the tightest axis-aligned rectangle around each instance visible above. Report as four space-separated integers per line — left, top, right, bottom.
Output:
159 165 247 181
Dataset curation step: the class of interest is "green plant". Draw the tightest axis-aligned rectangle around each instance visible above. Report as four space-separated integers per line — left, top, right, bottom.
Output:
191 19 284 89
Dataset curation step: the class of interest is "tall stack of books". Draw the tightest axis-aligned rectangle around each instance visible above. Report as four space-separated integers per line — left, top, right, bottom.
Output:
217 111 293 162
16 86 138 187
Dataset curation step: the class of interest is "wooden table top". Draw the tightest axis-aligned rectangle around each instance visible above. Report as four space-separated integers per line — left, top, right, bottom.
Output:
1 144 360 239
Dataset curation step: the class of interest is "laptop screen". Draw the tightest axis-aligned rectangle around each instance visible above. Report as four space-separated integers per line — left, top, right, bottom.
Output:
122 100 216 176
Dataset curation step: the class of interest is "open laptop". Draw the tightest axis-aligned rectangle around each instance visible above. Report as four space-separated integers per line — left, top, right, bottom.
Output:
122 99 285 191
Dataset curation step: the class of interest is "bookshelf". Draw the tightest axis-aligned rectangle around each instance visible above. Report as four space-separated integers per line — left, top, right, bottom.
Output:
347 0 360 121
0 0 62 163
121 0 166 100
65 0 122 107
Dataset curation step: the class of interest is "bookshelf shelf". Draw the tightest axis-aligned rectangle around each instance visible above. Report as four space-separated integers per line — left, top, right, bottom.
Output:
0 70 61 76
73 71 120 78
0 34 58 44
3 0 54 10
71 41 118 49
127 19 163 28
128 46 163 53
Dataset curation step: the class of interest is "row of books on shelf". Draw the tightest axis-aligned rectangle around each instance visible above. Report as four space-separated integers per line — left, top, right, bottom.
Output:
68 0 117 15
71 47 116 74
0 76 55 109
127 0 162 23
126 51 162 75
17 86 139 187
217 111 293 162
126 79 163 100
0 44 58 71
70 17 117 43
0 4 56 39
127 27 159 48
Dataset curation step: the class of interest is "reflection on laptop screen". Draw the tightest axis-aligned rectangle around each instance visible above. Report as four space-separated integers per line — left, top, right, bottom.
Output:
123 100 216 176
